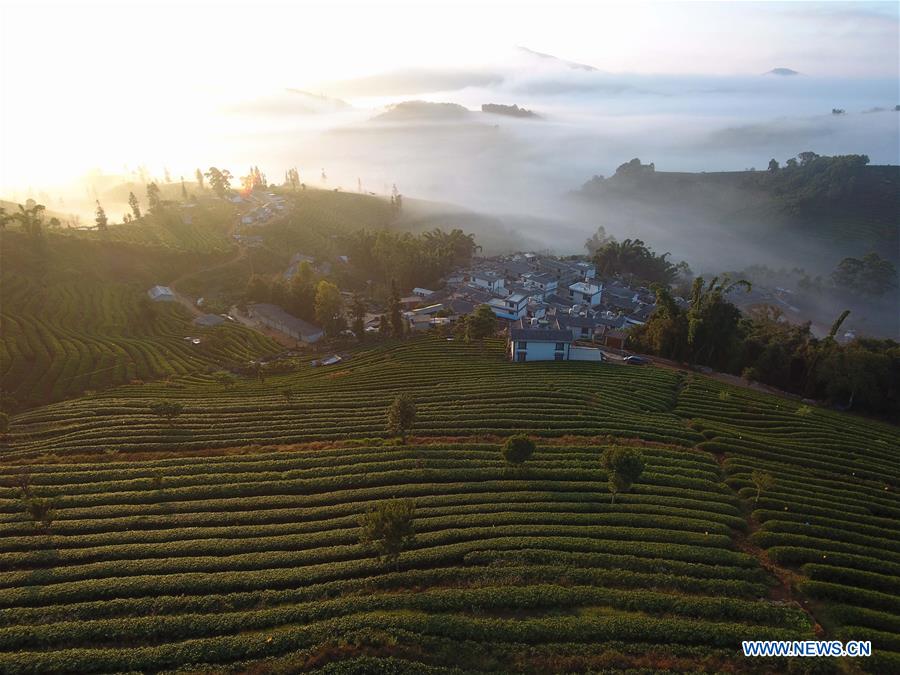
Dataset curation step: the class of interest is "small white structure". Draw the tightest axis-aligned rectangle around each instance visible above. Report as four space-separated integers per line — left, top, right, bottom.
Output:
412 287 435 297
569 345 605 361
147 285 176 302
568 281 603 307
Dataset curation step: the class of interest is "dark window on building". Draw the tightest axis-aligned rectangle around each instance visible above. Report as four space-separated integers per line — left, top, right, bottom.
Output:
517 351 527 362
554 353 564 361
555 342 566 351
519 342 527 349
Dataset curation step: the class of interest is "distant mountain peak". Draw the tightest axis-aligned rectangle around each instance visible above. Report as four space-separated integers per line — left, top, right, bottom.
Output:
284 89 351 110
765 67 800 76
516 46 597 71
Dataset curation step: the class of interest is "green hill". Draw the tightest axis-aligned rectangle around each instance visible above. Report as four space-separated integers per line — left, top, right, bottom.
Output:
1 337 897 673
574 159 900 265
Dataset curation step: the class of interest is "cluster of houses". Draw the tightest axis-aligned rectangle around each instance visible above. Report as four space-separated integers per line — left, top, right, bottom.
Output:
236 192 286 227
399 253 660 360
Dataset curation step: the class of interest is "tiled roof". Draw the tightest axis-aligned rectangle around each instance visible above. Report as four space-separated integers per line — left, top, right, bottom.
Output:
509 326 573 342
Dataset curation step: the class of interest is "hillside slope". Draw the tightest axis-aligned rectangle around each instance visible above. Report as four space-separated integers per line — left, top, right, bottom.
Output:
0 230 277 410
573 162 900 267
1 338 897 673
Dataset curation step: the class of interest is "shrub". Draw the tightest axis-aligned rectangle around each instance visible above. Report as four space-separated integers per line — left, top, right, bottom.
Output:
602 448 645 504
359 498 416 568
502 435 535 466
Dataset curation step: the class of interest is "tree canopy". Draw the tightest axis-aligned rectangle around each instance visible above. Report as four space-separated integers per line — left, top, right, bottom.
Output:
602 447 645 504
502 435 535 466
831 253 898 296
342 228 478 290
387 394 417 442
314 280 344 337
591 238 689 287
358 498 416 567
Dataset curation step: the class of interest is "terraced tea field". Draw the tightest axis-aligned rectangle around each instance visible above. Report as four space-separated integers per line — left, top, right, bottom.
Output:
1 337 898 673
1 231 279 409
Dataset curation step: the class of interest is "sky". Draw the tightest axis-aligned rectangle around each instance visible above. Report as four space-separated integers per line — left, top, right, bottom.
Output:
0 0 897 192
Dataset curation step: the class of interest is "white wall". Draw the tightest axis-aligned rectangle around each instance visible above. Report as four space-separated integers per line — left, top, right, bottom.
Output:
511 340 569 362
569 346 604 361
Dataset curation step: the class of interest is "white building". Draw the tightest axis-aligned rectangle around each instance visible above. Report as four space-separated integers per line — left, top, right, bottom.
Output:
472 273 505 294
488 292 529 321
568 281 603 307
526 273 559 293
507 324 572 362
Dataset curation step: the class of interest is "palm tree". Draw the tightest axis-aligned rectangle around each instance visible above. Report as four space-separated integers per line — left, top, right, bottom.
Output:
13 202 46 238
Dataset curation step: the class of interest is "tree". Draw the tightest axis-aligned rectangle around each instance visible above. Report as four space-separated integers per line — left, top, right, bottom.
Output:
286 168 300 190
0 412 8 435
146 183 162 214
602 447 645 504
767 159 779 173
195 168 205 190
359 498 416 568
785 157 798 169
584 225 616 255
128 191 141 219
387 393 416 442
149 400 183 425
465 304 497 346
314 280 344 337
94 200 108 231
797 151 820 167
592 238 686 286
750 469 775 504
351 294 366 338
388 279 404 337
26 497 54 532
832 253 898 296
12 201 45 240
685 276 751 369
502 435 535 466
180 177 188 199
204 167 233 199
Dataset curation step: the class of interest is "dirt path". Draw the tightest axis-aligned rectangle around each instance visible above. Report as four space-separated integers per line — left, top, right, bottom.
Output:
708 449 826 636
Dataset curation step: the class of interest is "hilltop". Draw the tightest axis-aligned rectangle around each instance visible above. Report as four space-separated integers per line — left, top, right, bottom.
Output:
372 101 472 123
481 103 539 118
765 67 800 76
0 337 897 673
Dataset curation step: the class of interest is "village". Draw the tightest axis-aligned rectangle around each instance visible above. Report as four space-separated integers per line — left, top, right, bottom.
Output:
146 239 674 363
